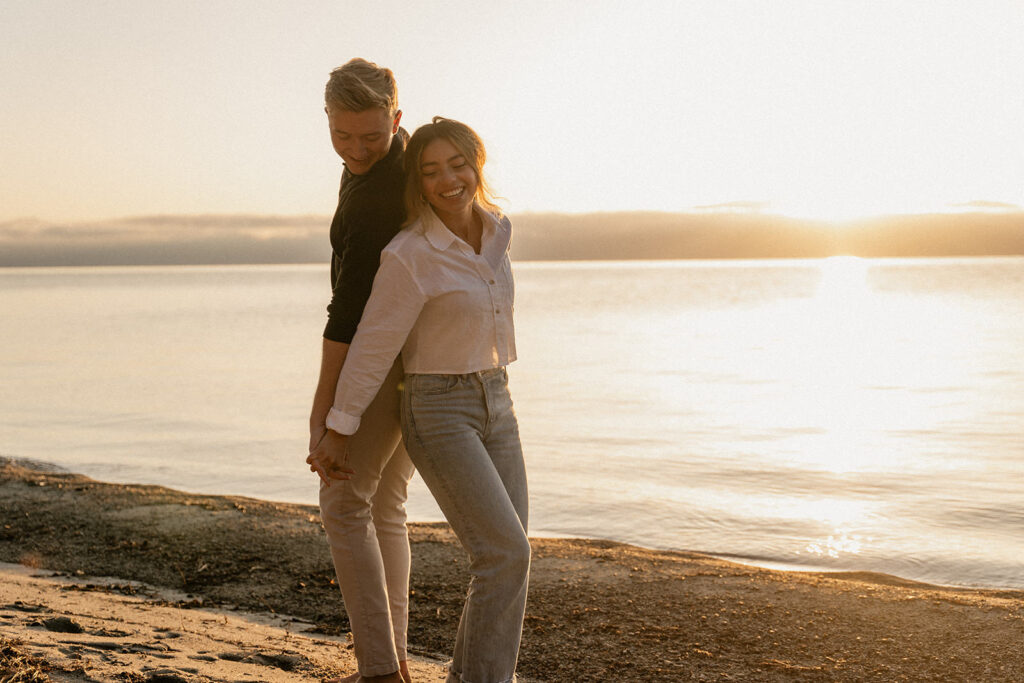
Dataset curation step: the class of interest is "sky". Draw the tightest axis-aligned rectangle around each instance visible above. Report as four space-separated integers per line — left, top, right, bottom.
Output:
2 0 1023 223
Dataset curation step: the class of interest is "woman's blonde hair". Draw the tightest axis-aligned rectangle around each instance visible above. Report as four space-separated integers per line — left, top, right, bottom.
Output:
324 58 398 115
403 117 501 225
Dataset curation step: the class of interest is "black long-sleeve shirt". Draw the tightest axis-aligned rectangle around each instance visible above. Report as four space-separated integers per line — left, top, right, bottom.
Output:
323 129 407 343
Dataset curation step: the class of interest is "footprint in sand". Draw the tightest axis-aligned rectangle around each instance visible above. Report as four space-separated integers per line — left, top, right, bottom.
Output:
140 669 192 683
217 649 310 672
4 601 49 613
41 616 84 633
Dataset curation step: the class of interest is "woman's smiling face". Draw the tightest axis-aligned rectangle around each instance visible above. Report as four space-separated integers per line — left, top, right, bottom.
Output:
418 137 478 217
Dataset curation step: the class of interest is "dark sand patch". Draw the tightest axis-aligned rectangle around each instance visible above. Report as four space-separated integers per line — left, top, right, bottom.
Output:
2 458 1023 681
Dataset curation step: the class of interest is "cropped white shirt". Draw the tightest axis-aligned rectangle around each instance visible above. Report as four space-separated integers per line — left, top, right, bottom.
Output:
326 205 516 435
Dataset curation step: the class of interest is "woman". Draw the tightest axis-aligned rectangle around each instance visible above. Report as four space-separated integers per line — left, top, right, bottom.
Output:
308 117 529 683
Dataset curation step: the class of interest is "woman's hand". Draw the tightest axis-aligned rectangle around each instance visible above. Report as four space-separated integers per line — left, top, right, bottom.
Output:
306 430 355 486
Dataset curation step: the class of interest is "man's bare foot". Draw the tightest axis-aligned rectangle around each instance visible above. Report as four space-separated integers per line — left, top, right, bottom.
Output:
325 673 360 683
361 673 404 683
326 663 408 683
364 671 403 683
326 672 404 683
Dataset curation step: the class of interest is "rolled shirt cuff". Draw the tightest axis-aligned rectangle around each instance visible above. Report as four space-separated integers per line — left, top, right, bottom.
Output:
325 407 361 436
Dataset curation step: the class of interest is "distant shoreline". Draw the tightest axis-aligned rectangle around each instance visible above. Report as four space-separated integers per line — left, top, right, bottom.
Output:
2 210 1023 267
4 253 1024 271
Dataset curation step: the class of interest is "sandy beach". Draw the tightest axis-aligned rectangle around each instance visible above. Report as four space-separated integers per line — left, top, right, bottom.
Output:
2 457 1023 682
0 560 449 682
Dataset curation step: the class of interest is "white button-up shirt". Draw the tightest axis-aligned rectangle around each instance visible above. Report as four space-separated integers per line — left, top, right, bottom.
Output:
326 205 516 435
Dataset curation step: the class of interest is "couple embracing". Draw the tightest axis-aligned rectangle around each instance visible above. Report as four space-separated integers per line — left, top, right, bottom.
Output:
306 58 529 683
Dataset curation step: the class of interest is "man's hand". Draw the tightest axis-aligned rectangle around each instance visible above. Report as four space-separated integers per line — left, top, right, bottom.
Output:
309 423 328 453
306 429 355 486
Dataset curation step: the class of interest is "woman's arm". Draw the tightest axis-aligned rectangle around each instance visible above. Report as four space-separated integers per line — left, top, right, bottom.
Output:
327 249 427 434
307 250 425 485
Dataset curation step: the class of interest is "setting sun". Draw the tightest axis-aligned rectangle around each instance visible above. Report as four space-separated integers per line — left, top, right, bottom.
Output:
3 4 1024 679
2 1 1022 222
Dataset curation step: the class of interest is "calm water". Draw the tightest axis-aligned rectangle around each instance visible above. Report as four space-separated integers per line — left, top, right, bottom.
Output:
2 258 1022 589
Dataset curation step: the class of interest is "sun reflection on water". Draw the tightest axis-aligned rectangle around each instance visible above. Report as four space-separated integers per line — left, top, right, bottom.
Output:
514 258 1024 585
802 531 867 559
766 496 876 561
815 255 870 301
718 255 988 476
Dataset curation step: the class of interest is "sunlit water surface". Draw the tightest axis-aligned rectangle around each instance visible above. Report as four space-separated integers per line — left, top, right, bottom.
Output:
2 258 1022 589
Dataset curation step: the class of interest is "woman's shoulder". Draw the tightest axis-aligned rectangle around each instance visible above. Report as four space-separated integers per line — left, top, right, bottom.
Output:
476 205 510 230
489 210 513 240
382 218 430 258
482 205 511 228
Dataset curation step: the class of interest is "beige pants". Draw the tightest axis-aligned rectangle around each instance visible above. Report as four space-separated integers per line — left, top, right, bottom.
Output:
319 358 415 677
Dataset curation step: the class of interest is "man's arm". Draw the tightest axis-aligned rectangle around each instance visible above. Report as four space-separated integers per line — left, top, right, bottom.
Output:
308 337 349 452
323 197 403 343
314 197 397 447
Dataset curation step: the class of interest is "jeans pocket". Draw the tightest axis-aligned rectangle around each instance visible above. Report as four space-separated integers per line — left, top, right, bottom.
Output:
409 374 458 396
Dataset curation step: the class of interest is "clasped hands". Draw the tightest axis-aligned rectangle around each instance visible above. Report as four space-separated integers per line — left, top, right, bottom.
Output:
306 428 355 486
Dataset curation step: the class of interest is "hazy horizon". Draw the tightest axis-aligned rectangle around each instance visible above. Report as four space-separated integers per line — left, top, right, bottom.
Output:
2 208 1023 267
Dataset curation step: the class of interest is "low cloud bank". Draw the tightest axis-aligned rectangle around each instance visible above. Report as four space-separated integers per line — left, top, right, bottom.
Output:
2 211 1023 267
0 215 330 267
511 211 1024 260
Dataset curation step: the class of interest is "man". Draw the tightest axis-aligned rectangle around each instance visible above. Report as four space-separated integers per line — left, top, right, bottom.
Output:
308 58 414 683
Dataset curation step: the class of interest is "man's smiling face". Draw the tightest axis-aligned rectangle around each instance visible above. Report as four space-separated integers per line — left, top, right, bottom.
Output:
326 106 401 175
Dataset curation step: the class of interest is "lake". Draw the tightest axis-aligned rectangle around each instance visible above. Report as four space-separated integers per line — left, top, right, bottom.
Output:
1 257 1022 589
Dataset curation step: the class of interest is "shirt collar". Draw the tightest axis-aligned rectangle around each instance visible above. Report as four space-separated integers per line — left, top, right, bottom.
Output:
422 208 456 251
422 203 500 253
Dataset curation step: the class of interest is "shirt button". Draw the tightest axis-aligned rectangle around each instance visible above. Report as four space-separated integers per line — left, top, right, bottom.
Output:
495 309 500 314
489 280 495 285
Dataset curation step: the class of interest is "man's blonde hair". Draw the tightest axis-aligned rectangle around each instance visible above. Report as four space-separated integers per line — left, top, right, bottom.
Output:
324 58 398 115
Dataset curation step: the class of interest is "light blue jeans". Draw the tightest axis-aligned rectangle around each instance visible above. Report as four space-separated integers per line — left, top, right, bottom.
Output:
401 368 530 683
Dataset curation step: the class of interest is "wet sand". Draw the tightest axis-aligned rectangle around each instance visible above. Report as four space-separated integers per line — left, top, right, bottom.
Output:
2 457 1023 682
